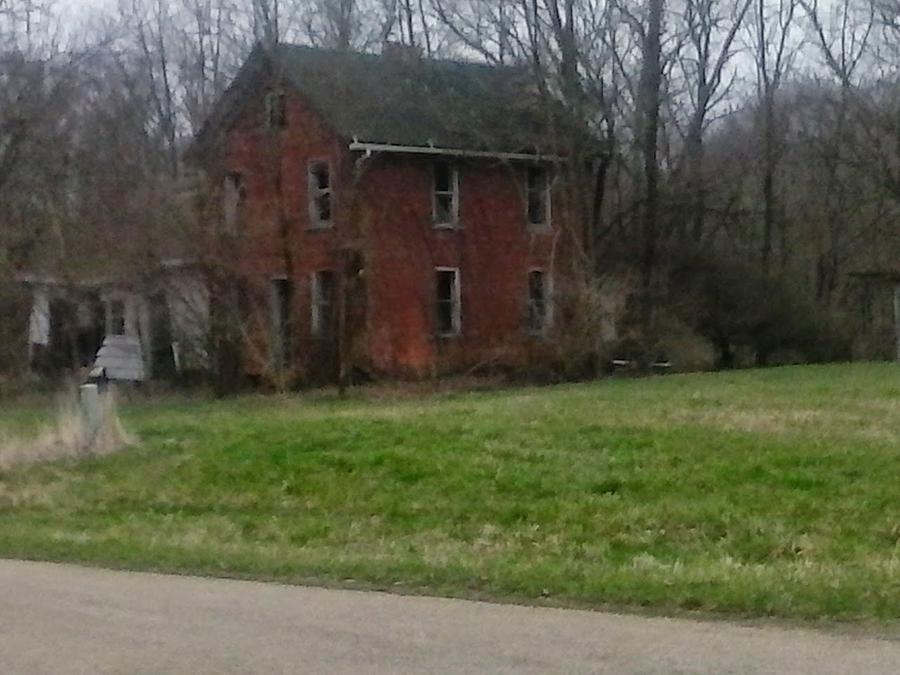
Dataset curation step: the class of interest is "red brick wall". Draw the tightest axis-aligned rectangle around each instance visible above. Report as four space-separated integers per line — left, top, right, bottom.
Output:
217 88 348 380
359 155 560 377
216 88 562 379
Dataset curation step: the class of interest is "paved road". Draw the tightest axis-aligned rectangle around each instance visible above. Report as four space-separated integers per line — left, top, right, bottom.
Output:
2 560 900 674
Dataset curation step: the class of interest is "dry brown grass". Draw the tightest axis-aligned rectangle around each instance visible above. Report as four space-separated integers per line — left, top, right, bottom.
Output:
0 389 132 471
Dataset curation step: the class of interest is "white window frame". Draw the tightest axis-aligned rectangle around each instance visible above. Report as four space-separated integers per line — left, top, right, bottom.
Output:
310 269 335 337
435 266 461 337
526 166 551 229
264 90 286 128
527 268 553 335
307 160 333 229
432 162 460 228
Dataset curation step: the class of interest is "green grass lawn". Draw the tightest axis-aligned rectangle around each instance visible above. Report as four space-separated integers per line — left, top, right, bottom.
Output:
0 395 56 438
1 363 899 621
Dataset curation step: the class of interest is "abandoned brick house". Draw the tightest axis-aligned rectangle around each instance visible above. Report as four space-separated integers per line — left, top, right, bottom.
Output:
188 43 572 381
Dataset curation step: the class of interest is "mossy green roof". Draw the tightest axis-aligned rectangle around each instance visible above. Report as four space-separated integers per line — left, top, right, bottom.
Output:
190 44 556 158
272 45 549 152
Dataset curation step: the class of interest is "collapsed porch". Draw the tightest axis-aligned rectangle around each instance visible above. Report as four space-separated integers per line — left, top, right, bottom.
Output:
18 262 210 381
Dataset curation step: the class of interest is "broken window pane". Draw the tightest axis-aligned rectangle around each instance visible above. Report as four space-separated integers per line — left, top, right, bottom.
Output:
265 91 286 128
312 270 335 336
434 194 454 224
308 161 332 227
436 269 460 335
433 163 458 226
312 163 330 190
434 163 452 192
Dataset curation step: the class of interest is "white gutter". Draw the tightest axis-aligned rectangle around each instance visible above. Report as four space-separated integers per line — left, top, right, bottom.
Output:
14 273 123 288
14 272 58 286
348 141 562 162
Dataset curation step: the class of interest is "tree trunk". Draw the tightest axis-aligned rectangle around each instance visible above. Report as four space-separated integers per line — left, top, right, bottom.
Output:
636 0 664 330
589 149 612 272
686 120 705 243
760 92 775 275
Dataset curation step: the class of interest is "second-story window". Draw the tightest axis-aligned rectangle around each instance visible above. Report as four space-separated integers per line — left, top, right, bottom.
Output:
433 162 459 227
265 90 286 128
270 278 293 369
526 166 551 228
308 161 332 228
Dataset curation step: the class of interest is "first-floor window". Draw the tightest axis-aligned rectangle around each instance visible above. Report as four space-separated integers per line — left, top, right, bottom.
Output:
528 270 551 334
270 278 293 368
436 268 461 336
311 270 335 336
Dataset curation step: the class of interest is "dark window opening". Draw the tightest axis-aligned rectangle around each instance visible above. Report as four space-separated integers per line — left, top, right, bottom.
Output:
312 270 335 336
110 300 126 336
265 91 286 128
271 279 293 369
527 166 550 226
76 296 105 367
308 161 332 226
528 270 550 334
433 162 458 226
436 268 460 336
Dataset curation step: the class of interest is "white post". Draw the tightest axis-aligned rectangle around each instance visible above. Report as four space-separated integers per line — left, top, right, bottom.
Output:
79 384 102 445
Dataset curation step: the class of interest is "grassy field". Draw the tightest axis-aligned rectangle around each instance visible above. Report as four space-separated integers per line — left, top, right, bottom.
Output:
1 363 899 622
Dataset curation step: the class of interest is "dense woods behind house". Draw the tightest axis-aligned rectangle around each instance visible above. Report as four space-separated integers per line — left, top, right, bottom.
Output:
1 0 899 392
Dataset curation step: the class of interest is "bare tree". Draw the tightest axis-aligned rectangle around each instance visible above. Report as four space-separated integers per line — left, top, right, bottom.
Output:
0 0 58 53
801 0 875 302
118 0 181 176
676 0 753 243
253 0 280 46
176 0 235 132
749 0 800 275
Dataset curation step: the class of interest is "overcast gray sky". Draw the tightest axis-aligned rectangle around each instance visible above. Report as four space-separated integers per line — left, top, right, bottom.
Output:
67 0 109 9
62 0 111 20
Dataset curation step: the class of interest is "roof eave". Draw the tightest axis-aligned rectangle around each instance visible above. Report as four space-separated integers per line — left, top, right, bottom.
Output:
850 270 900 282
